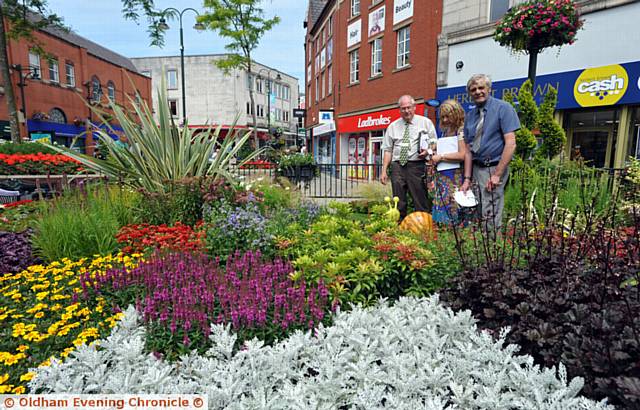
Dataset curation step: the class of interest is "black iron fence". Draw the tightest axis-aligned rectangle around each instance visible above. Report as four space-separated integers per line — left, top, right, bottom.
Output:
234 163 384 198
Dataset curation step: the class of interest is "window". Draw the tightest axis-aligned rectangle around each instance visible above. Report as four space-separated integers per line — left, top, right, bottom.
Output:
247 73 254 90
141 70 151 77
168 99 178 116
91 76 101 103
328 66 333 95
246 102 255 115
328 14 333 36
257 104 265 118
166 69 178 89
351 0 360 17
371 38 383 77
48 108 66 124
107 81 116 101
350 49 359 84
490 0 510 21
321 72 325 99
315 77 319 102
284 85 290 101
256 77 264 94
65 62 75 86
28 51 41 79
48 58 59 83
397 26 411 68
284 110 289 122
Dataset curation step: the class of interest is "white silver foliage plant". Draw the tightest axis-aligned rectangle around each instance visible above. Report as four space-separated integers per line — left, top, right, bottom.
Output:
29 297 613 409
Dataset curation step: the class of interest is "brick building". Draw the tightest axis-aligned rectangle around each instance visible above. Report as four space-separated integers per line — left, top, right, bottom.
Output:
0 20 151 155
304 0 442 172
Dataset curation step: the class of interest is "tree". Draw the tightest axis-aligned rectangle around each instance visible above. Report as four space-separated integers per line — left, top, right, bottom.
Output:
198 0 280 148
0 0 161 143
536 86 565 160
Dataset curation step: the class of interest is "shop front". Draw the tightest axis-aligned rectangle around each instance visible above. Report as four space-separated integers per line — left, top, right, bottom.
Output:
437 61 640 168
337 104 426 180
311 110 337 165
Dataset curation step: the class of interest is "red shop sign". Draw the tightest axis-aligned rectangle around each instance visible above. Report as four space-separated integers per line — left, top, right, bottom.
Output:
337 103 425 133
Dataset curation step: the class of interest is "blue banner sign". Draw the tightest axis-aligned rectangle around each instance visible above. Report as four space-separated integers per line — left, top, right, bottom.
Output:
437 60 640 111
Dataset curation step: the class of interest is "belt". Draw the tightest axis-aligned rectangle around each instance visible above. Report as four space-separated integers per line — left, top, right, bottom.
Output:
473 159 500 168
392 160 423 165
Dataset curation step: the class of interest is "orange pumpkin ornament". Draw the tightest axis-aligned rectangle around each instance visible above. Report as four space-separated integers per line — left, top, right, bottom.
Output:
399 211 435 237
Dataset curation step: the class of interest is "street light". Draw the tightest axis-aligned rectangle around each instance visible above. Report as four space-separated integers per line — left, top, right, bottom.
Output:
158 8 205 122
10 64 39 139
256 68 282 135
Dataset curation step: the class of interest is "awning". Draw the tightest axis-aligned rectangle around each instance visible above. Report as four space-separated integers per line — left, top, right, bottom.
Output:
312 121 336 137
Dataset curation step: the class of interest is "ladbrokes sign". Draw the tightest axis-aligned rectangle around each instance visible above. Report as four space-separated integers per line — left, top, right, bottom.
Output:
338 104 425 133
574 64 629 107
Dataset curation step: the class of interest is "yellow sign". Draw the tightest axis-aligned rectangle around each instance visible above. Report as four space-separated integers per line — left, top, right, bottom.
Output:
574 64 628 107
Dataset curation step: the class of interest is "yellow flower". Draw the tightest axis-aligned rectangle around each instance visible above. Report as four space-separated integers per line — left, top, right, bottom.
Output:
16 345 29 353
0 385 13 393
11 292 22 300
3 353 26 365
0 373 8 384
13 385 26 394
19 372 35 382
34 312 45 319
36 291 50 300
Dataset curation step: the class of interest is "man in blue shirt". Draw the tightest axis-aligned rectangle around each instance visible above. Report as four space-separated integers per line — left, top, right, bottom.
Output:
460 74 519 229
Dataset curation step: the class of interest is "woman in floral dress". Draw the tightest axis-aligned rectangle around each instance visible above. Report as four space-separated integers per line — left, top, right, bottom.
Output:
427 99 467 224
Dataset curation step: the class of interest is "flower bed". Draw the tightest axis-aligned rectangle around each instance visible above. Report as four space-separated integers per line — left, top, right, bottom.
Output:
29 297 612 409
239 159 275 169
0 253 142 394
115 222 206 254
0 153 83 175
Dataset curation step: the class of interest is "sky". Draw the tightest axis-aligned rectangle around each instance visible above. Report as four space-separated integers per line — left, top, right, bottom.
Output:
45 0 307 80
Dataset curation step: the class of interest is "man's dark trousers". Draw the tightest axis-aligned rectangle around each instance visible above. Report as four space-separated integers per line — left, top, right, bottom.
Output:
390 161 430 220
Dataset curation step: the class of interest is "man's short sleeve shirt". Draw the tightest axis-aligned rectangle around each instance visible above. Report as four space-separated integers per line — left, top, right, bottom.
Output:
464 96 520 162
383 114 436 162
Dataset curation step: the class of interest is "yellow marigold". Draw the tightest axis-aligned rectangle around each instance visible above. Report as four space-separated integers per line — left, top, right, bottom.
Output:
34 312 45 319
12 385 26 394
16 345 29 353
0 373 8 384
0 385 13 393
0 313 8 321
11 292 22 300
51 294 69 301
27 303 48 314
3 352 26 366
19 372 35 382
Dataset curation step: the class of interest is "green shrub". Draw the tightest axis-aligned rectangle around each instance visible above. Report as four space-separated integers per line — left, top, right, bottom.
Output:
0 141 57 155
32 184 137 261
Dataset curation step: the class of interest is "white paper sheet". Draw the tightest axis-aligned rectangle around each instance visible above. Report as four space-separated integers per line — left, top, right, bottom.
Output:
436 136 460 172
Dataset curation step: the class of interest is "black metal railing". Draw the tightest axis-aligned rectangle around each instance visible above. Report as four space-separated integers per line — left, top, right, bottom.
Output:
234 163 384 198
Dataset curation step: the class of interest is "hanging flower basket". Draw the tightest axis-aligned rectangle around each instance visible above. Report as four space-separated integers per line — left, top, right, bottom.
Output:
494 0 584 53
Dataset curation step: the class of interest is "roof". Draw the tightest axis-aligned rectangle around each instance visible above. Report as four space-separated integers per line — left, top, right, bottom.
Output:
28 11 139 72
308 0 329 32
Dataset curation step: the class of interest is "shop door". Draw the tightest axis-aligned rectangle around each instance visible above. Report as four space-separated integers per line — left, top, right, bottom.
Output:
372 140 382 180
571 129 612 168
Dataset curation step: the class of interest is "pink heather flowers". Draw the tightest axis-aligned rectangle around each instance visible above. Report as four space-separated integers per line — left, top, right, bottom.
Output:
82 251 332 347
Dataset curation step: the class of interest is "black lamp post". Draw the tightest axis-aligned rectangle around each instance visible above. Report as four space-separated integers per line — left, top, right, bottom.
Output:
158 8 205 122
256 68 282 134
10 64 39 138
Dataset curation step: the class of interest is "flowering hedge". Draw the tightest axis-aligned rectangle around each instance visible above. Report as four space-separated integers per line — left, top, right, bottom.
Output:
0 253 142 394
239 159 275 169
115 222 206 254
0 153 83 175
494 0 584 52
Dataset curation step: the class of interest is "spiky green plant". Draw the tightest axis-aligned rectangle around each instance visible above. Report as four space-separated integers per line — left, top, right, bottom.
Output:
47 80 261 193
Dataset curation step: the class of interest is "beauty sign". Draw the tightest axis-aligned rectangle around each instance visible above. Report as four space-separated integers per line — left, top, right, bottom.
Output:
393 0 413 25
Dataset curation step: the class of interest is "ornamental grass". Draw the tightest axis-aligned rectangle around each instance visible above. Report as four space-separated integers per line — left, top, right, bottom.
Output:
0 253 142 394
81 251 333 359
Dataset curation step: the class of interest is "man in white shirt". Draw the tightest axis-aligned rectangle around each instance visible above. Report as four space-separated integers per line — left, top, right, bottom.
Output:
381 95 436 220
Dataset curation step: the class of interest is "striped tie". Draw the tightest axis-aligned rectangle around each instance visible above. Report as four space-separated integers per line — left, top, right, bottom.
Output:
471 108 485 154
399 123 410 166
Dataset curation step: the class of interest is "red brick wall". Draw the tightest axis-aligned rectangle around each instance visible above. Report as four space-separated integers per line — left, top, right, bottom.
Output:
0 22 151 145
305 0 442 126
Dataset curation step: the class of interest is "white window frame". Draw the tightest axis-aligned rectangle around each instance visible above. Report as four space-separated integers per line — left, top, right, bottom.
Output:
396 26 411 69
328 66 333 95
48 58 59 83
107 81 116 101
321 72 325 99
350 49 360 84
371 38 383 77
65 62 75 87
256 77 264 94
166 69 178 90
351 0 360 17
315 77 319 102
28 51 41 79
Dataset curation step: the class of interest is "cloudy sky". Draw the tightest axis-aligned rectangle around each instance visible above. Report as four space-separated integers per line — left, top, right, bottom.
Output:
46 0 307 80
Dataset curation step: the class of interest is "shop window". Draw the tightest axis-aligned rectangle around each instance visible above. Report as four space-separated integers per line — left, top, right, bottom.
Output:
628 106 640 159
490 0 510 22
48 108 66 124
567 108 620 168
